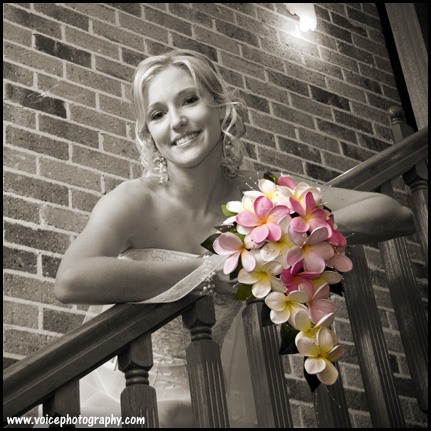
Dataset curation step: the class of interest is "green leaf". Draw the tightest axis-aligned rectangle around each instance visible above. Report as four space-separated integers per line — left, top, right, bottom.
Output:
304 359 321 392
264 172 278 185
214 224 234 233
261 303 272 327
233 284 256 301
279 323 299 355
222 205 237 217
330 280 344 297
200 233 220 254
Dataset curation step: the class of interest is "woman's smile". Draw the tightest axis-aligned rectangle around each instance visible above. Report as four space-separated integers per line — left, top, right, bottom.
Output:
172 131 201 147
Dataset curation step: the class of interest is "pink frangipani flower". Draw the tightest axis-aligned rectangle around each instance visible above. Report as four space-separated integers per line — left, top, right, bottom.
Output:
213 232 256 274
289 192 332 235
236 196 291 244
286 226 334 273
280 261 320 295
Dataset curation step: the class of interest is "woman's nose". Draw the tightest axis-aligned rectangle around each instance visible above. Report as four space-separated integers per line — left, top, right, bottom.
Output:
170 110 187 129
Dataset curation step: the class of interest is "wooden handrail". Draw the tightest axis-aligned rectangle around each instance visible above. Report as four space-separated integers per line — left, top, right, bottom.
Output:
3 294 200 423
326 125 427 191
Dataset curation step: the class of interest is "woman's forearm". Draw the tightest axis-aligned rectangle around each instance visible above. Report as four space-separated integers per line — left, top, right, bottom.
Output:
332 196 415 244
55 256 203 305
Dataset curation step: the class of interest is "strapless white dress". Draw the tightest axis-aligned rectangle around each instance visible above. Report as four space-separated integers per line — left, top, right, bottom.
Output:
79 249 258 428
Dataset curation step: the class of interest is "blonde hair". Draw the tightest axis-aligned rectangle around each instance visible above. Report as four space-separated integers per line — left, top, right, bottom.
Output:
130 49 247 177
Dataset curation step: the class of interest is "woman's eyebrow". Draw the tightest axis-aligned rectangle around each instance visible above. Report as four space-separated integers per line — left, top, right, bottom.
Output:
147 87 198 113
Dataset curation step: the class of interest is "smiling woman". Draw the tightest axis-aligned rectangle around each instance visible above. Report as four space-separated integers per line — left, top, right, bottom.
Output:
53 49 415 427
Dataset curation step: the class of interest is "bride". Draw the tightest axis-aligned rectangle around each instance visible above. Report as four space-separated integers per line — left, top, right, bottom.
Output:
54 49 414 427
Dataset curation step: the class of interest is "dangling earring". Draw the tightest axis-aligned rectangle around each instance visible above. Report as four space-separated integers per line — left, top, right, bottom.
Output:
222 137 233 158
153 152 169 184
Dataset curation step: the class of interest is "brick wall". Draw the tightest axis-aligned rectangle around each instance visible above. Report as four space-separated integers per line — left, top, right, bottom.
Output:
3 3 427 427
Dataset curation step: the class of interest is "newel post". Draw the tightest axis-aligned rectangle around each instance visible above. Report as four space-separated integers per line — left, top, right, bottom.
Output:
388 105 428 264
118 332 158 428
182 295 230 428
242 300 293 428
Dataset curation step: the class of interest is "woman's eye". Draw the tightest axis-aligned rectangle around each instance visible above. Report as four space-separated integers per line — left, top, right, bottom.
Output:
150 111 164 121
184 95 198 105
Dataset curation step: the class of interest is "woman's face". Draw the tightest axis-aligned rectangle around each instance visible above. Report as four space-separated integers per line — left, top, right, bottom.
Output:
144 66 224 170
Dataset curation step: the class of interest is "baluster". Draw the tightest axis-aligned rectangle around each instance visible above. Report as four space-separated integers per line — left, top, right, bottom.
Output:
313 363 351 428
43 378 80 428
342 246 405 427
182 295 230 428
118 332 158 428
242 300 293 428
378 180 428 412
388 106 428 265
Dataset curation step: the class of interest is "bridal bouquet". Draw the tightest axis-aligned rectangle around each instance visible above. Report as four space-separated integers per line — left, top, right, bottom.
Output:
201 173 352 389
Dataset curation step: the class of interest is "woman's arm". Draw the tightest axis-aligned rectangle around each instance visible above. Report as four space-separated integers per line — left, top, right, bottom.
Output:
289 175 415 244
54 184 203 305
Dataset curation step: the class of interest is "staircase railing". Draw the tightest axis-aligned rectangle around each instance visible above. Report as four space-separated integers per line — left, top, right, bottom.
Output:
3 107 428 428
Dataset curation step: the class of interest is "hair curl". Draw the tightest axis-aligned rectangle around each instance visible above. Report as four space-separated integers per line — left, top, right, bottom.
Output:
131 49 247 178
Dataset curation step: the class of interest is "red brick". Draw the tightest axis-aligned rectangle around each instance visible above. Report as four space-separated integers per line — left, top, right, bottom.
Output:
3 272 58 305
102 134 140 160
321 47 359 73
3 147 37 174
106 3 142 17
298 128 341 154
267 69 309 97
220 52 264 80
4 221 71 254
144 6 192 36
39 158 101 191
192 3 235 23
4 171 69 205
194 26 241 56
3 195 40 224
5 83 67 118
65 26 120 61
334 110 373 134
3 301 39 329
4 41 63 77
347 6 382 30
322 151 358 172
70 104 127 136
42 254 62 279
43 309 84 334
171 33 218 63
250 111 296 139
35 34 92 69
34 3 89 30
272 103 315 130
241 44 285 73
3 328 56 356
3 21 32 46
168 3 213 28
290 94 333 120
3 61 34 86
4 101 36 129
244 125 277 149
278 137 322 164
118 10 169 43
215 20 259 47
257 146 305 176
41 205 89 233
65 4 116 24
305 161 341 182
95 56 135 82
37 74 97 108
5 126 69 160
71 190 101 213
3 246 37 274
92 19 145 52
3 4 62 38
